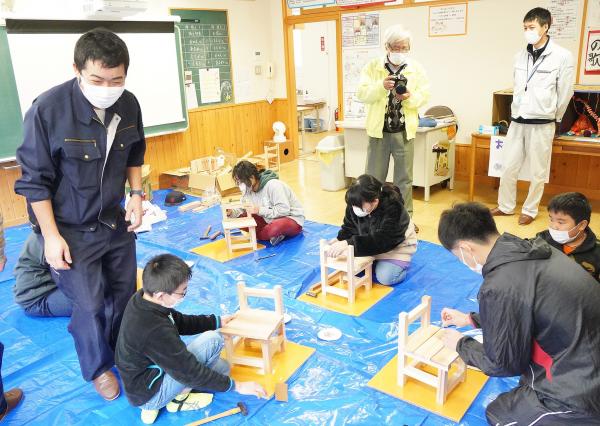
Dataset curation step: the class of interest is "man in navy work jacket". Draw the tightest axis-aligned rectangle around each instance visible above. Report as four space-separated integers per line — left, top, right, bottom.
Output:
14 28 145 401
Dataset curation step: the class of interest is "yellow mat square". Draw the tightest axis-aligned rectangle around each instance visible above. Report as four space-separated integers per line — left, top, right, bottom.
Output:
226 341 315 398
367 355 489 422
297 281 393 316
190 238 265 262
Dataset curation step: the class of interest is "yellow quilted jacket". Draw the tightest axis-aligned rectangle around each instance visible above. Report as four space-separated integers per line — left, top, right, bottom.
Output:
357 56 430 140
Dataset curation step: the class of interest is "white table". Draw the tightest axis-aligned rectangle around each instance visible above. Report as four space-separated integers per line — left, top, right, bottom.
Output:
339 120 456 201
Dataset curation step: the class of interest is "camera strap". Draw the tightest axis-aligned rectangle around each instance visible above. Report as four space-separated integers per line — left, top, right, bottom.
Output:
385 62 407 77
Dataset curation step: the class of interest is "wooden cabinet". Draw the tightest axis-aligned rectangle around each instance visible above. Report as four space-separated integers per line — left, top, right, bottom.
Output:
0 161 27 227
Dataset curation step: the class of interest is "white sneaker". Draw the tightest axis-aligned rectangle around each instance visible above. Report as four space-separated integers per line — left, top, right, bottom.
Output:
166 391 213 412
140 409 159 424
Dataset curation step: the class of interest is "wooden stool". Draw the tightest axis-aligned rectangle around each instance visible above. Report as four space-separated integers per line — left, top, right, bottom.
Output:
219 282 286 374
398 295 466 405
319 239 374 305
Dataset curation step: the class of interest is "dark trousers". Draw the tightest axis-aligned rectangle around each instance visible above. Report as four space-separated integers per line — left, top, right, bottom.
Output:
50 219 136 382
486 385 600 425
0 342 5 413
24 288 73 317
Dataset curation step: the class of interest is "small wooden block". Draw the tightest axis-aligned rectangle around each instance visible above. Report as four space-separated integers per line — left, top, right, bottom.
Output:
178 200 204 212
209 230 222 240
192 205 209 213
203 225 212 238
275 382 288 402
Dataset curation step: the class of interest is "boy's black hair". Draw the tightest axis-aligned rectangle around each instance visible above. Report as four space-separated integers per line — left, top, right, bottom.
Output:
345 174 402 207
438 202 500 250
74 28 130 73
548 192 591 226
523 7 552 29
142 254 192 296
232 160 263 187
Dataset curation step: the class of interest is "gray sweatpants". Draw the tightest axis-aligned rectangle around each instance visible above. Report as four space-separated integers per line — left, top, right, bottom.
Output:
365 131 414 215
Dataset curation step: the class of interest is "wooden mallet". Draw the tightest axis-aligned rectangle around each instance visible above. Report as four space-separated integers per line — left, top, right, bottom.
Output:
185 402 248 426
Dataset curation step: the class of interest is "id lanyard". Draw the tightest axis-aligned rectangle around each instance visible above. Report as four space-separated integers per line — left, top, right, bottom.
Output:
525 54 546 92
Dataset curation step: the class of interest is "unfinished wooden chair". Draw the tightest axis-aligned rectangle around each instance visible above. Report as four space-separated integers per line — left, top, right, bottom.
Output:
398 295 466 405
319 239 374 305
219 282 286 374
252 141 280 171
220 198 258 255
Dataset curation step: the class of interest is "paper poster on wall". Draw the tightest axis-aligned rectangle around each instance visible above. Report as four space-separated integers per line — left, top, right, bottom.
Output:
287 0 335 8
546 0 580 41
199 68 221 104
429 3 467 37
488 136 549 183
585 30 600 75
185 83 198 109
342 48 381 120
342 12 380 48
338 0 390 6
588 0 600 27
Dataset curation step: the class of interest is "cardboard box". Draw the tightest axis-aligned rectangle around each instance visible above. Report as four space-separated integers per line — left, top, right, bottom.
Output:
126 164 153 200
158 168 190 190
188 172 217 195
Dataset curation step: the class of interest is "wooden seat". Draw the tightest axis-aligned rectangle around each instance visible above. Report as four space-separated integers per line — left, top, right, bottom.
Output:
219 282 286 374
398 295 466 405
319 239 374 305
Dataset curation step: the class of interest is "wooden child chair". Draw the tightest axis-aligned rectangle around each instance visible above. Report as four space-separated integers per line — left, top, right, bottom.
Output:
397 295 466 405
220 198 258 255
219 282 286 374
319 239 374 305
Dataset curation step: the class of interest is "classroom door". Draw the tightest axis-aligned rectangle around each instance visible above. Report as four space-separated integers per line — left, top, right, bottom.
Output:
293 21 338 154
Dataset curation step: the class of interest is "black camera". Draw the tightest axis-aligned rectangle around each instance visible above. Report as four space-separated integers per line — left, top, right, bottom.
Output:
392 74 408 95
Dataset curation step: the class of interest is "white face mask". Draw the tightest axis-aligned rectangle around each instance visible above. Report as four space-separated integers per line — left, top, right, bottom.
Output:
79 76 125 109
460 247 483 275
388 52 407 66
524 29 542 45
352 205 369 217
549 226 581 245
238 183 247 194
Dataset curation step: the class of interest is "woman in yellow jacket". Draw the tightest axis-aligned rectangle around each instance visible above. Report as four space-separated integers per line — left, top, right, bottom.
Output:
357 25 430 217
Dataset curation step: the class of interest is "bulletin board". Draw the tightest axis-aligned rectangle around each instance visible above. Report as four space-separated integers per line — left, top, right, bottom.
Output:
171 9 234 107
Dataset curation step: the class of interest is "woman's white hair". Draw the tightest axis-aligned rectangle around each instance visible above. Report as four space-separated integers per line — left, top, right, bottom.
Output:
383 25 411 48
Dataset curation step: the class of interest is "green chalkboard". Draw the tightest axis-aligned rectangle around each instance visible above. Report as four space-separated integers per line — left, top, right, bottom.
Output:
171 9 234 107
0 27 23 161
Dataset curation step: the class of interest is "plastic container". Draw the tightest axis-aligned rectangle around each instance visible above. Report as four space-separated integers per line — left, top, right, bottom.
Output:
316 135 348 191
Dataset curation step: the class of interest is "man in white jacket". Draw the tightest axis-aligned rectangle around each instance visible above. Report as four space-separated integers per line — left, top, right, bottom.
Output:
491 7 574 225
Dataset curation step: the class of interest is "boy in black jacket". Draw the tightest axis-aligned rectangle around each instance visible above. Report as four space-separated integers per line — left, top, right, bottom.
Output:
536 192 600 282
438 203 600 425
115 254 266 424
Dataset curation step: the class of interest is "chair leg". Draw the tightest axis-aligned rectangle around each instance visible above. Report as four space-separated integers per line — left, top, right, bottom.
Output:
261 340 273 374
223 335 235 365
249 226 257 251
397 353 407 386
436 369 448 405
224 229 232 256
348 272 356 304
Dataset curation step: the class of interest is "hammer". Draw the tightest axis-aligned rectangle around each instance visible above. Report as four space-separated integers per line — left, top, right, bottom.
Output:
185 402 248 426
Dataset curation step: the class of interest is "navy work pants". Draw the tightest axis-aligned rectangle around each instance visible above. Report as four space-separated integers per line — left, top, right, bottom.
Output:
50 219 136 382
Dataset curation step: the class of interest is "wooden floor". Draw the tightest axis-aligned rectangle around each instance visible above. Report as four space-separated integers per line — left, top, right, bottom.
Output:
279 157 600 244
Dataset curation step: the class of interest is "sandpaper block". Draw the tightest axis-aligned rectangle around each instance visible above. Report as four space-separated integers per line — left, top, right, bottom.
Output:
275 382 288 402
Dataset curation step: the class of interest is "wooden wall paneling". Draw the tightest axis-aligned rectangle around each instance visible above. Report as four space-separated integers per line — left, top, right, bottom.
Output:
0 163 27 226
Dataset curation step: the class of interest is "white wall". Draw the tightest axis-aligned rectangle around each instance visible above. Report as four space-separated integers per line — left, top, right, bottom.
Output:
3 0 287 104
350 0 584 144
295 20 338 130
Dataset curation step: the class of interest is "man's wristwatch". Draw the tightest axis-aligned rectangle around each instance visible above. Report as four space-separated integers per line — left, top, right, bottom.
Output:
130 189 144 198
